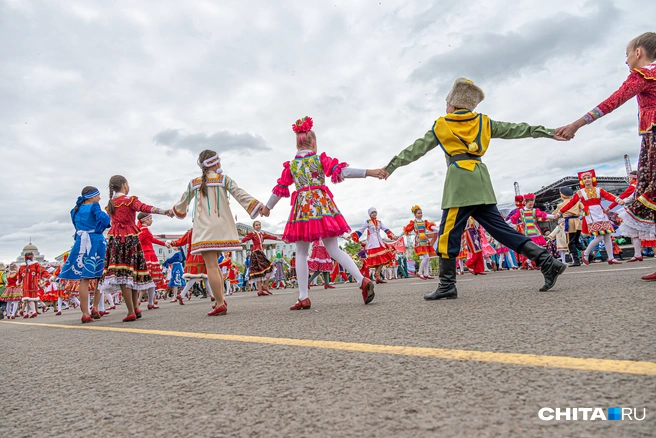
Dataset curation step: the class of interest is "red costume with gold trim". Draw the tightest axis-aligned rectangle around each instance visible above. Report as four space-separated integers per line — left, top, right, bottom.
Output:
18 261 51 302
169 229 207 279
137 222 166 284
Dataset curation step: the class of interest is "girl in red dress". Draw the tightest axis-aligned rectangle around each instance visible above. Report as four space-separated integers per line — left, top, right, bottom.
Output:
557 32 656 280
137 212 169 309
101 175 173 322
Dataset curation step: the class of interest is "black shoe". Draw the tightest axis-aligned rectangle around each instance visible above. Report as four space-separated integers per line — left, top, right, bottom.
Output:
424 258 458 300
520 241 567 291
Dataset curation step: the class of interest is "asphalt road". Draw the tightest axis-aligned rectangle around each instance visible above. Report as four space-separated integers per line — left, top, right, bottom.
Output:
1 259 655 438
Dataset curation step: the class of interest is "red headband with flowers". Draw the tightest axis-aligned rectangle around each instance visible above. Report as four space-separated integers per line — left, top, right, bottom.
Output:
292 116 313 134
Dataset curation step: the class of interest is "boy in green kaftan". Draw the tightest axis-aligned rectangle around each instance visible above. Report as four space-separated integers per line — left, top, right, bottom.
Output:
382 78 568 299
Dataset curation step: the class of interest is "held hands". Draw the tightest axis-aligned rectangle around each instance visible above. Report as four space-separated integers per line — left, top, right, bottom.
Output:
555 119 586 141
367 168 390 180
260 206 271 217
165 241 172 249
164 209 175 218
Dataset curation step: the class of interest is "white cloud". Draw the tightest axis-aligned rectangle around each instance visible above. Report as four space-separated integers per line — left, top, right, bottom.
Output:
0 0 649 262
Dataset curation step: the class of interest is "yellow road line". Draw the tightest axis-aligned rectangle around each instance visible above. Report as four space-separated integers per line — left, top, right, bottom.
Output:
3 321 655 376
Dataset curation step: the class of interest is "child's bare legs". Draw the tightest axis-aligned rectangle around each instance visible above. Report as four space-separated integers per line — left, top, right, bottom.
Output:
121 285 135 315
79 280 91 317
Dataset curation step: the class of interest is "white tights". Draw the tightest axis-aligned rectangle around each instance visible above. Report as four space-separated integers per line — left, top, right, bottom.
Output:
295 237 364 301
7 301 19 317
584 235 615 260
418 255 430 276
633 238 642 257
180 278 213 299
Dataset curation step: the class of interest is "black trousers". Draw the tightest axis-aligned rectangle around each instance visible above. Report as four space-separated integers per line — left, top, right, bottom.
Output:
437 204 531 259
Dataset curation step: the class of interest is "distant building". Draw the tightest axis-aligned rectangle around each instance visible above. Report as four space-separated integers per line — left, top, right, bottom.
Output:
16 241 46 264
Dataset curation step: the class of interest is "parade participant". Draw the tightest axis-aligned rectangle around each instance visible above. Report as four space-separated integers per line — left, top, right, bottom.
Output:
101 175 173 322
556 32 656 281
381 77 568 298
555 170 625 265
261 116 385 310
271 252 290 289
173 150 263 316
163 248 186 304
480 228 497 272
137 212 169 310
18 253 52 318
1 264 22 319
605 171 648 262
0 264 6 319
400 205 438 280
508 194 556 268
555 187 585 266
169 228 214 303
219 252 233 296
352 208 398 284
545 221 568 264
307 239 335 289
288 252 297 284
464 218 486 275
240 221 279 296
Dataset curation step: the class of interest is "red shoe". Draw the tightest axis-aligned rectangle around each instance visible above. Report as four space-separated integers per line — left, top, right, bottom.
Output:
154 300 158 304
257 291 268 297
582 254 590 265
425 275 434 279
123 313 137 322
641 271 656 281
108 306 116 310
210 296 216 302
147 304 160 309
81 315 94 324
55 311 62 316
608 259 622 265
290 298 311 310
177 295 184 305
170 298 177 303
29 312 37 318
134 308 142 318
417 274 425 280
375 278 387 284
627 256 643 262
207 303 227 316
360 277 375 304
324 284 335 289
100 310 110 316
91 308 101 319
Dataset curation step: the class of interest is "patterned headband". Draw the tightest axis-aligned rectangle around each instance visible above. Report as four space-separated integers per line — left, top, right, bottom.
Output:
83 189 100 199
197 154 221 169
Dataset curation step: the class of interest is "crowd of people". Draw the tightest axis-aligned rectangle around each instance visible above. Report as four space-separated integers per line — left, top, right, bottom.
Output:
1 31 654 322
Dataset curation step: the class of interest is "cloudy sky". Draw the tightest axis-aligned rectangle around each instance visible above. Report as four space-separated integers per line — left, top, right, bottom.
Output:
0 0 651 262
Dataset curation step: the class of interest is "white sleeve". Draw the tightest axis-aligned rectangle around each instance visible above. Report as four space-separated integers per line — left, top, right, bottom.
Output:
341 168 367 179
266 194 281 210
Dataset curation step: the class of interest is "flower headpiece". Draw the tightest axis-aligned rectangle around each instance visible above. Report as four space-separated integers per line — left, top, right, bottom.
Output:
411 205 421 214
578 169 596 188
197 153 221 169
514 195 524 207
292 116 313 134
524 193 536 201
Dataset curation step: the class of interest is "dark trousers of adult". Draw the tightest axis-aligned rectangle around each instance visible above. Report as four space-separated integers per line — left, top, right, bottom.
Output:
567 230 583 264
437 204 530 259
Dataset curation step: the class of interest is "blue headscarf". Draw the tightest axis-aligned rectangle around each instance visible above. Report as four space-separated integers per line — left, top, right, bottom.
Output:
76 189 101 207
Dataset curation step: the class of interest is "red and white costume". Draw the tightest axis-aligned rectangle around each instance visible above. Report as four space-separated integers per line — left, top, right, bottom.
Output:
352 211 395 268
18 260 51 302
138 222 166 284
558 170 623 264
169 228 207 280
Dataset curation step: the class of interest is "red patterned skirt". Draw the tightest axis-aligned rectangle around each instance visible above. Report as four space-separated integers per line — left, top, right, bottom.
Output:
308 244 333 272
143 249 164 283
365 246 395 268
101 235 154 292
184 253 207 279
415 244 436 257
249 249 273 282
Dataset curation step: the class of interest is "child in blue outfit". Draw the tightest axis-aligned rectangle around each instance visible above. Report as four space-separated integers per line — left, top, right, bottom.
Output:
163 248 186 303
58 186 111 323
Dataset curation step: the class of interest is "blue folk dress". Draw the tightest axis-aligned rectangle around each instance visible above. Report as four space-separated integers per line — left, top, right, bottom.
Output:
163 251 186 288
59 203 111 280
